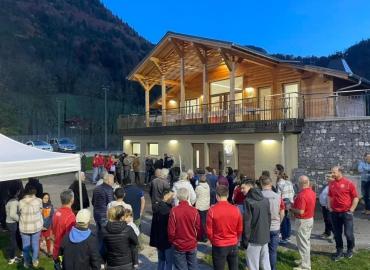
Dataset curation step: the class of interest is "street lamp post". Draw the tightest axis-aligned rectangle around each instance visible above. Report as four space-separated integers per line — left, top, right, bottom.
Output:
103 86 109 150
56 99 62 138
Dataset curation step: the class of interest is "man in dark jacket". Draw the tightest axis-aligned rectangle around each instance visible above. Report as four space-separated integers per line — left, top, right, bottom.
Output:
59 209 101 270
25 178 43 198
240 178 271 270
92 174 114 252
150 189 174 270
150 169 170 207
69 172 90 215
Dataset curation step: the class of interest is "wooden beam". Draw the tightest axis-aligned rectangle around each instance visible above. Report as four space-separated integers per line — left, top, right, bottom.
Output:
134 74 179 86
168 38 184 58
192 43 206 64
161 75 167 126
150 57 163 74
219 48 233 71
145 89 150 127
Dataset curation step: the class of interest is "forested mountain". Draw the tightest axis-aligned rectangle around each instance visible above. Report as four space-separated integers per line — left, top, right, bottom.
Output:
0 0 153 135
0 0 370 138
272 39 370 80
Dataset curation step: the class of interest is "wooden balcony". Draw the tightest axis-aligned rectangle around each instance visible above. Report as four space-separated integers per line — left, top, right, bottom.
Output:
118 95 305 135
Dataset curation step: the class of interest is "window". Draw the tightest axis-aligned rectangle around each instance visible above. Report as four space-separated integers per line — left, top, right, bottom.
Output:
283 83 299 118
132 143 141 155
185 98 200 114
210 76 243 95
148 143 159 156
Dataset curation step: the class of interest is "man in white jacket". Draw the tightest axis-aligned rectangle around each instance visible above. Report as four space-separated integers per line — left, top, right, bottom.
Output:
173 172 196 206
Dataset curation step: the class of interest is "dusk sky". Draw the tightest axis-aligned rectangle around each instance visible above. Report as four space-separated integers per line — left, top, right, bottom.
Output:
102 0 370 57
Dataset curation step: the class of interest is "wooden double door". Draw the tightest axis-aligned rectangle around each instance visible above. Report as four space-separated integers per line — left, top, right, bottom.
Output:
237 144 255 179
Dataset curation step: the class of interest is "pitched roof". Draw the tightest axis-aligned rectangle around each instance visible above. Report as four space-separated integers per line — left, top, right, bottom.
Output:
128 31 370 87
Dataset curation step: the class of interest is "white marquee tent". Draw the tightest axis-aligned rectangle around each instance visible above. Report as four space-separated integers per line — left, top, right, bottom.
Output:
0 133 83 207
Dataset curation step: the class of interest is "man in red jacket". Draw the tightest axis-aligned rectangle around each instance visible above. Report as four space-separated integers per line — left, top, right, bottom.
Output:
52 190 76 268
206 185 243 270
168 188 201 270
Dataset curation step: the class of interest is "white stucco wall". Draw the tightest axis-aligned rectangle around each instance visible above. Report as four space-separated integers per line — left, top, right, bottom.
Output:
122 133 298 178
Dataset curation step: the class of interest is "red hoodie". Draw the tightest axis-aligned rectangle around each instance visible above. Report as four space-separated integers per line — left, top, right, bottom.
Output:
52 207 75 259
206 200 243 247
168 201 201 251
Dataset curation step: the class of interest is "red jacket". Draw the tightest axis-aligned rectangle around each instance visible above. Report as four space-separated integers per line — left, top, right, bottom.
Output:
52 207 76 259
168 201 201 251
93 156 99 168
97 155 105 167
105 157 114 171
206 200 243 247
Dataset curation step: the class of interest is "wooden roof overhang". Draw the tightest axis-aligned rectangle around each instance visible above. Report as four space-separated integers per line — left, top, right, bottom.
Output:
127 31 370 94
127 32 281 92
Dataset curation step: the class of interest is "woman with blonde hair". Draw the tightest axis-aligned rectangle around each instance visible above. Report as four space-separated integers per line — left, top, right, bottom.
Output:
103 205 138 270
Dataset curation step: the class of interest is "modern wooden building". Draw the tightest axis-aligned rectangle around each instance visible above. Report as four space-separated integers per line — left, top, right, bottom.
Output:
118 32 370 178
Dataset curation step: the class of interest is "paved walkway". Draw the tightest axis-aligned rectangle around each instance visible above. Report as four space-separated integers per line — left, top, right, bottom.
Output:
39 173 370 268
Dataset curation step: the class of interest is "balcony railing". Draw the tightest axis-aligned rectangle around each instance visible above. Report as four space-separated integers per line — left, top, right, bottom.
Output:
118 95 302 129
303 89 370 120
118 89 370 130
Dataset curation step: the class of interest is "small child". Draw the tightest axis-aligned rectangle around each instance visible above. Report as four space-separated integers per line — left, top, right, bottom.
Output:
124 209 139 269
5 189 21 264
40 193 54 256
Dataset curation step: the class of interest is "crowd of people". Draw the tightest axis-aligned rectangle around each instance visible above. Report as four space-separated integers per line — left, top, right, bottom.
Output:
90 152 175 186
0 155 362 270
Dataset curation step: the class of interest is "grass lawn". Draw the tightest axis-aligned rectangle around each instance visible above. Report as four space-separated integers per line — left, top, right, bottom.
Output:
204 247 370 270
0 232 54 270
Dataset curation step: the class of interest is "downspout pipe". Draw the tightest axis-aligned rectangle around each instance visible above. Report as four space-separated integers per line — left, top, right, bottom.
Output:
336 77 362 92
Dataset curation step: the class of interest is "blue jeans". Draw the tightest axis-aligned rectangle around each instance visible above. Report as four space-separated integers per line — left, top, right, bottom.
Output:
280 212 291 240
157 247 174 270
268 230 280 270
173 248 198 270
93 167 99 182
21 231 41 265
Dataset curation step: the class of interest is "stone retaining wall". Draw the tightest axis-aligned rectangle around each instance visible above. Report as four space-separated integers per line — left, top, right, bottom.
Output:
297 118 370 185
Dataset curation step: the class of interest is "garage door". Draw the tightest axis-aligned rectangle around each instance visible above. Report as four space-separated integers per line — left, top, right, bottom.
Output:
237 144 255 179
192 143 205 169
208 143 223 173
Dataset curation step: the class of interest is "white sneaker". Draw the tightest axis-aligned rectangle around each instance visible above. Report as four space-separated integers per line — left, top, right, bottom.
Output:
8 257 21 265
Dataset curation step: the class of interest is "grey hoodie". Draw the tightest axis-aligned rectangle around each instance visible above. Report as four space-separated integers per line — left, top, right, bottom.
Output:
243 188 271 246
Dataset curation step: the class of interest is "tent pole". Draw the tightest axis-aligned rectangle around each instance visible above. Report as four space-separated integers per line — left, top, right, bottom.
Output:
78 171 83 211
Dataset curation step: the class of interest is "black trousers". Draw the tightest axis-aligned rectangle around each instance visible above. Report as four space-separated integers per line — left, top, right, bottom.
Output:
321 206 333 235
212 245 238 270
198 210 208 241
331 211 355 252
6 222 22 259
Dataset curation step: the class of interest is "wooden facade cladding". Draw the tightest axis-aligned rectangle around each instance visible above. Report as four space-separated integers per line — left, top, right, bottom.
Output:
127 32 368 125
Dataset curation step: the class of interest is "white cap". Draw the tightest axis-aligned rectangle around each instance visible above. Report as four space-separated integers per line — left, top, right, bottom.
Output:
76 209 91 225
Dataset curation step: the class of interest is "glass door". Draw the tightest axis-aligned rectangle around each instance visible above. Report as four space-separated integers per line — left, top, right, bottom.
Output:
258 87 272 120
283 83 299 118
